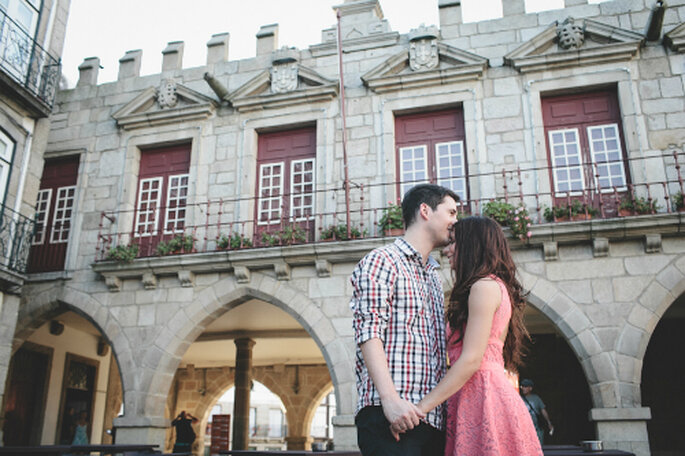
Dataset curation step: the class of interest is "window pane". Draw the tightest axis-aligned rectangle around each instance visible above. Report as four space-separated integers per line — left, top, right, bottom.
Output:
290 158 315 221
435 141 467 202
587 124 626 190
548 128 585 195
50 186 76 243
257 162 284 224
399 145 428 196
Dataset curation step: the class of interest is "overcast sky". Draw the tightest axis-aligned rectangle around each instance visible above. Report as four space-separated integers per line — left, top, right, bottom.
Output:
61 0 580 87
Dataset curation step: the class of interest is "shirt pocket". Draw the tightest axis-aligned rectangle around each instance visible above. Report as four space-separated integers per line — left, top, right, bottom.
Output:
393 275 426 326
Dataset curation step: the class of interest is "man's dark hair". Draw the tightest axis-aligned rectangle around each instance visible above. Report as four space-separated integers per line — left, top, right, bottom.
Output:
401 184 460 227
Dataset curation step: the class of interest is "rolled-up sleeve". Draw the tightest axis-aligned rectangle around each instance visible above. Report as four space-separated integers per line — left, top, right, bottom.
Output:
350 251 396 345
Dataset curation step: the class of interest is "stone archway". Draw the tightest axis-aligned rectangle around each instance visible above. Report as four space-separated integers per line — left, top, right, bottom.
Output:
138 273 355 426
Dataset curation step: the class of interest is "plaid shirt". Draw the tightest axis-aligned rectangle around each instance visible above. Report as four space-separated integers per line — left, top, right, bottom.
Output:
350 238 446 430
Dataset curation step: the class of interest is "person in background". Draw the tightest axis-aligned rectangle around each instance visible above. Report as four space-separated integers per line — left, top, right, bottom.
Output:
172 410 198 453
520 378 554 445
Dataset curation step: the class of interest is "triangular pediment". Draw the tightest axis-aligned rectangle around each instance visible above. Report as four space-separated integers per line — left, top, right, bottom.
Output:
226 65 338 112
361 42 488 93
112 81 217 130
504 18 644 73
664 22 685 52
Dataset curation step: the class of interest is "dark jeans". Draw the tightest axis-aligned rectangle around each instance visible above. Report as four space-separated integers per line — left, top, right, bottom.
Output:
356 406 445 456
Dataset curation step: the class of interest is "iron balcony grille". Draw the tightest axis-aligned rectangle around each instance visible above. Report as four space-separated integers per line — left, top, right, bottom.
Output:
0 204 35 274
0 8 61 109
95 150 685 262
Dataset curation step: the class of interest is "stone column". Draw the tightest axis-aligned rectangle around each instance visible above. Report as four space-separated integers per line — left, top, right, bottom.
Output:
502 0 525 16
591 407 651 456
256 24 278 57
232 338 255 450
77 57 100 87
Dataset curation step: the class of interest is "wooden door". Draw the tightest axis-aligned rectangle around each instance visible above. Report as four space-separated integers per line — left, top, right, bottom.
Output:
395 109 467 203
255 127 316 245
3 344 51 446
28 156 79 273
542 89 630 215
134 144 191 256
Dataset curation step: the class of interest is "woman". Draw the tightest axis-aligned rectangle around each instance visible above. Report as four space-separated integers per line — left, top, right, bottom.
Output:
71 410 89 445
414 216 541 455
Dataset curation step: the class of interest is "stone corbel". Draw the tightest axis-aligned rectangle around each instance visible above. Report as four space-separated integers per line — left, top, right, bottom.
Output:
105 275 121 292
234 266 251 284
543 241 558 261
315 259 332 277
178 270 195 288
142 272 157 290
645 234 662 253
275 263 291 281
593 238 609 257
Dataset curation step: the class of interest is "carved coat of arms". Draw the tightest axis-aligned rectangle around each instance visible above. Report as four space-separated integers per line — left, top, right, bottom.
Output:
557 17 585 50
271 62 298 93
410 38 439 71
157 79 178 109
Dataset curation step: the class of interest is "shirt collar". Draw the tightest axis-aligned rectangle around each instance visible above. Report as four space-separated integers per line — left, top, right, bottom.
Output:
394 238 439 270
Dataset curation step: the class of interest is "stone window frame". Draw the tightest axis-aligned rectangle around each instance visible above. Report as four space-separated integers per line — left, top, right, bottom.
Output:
523 68 644 210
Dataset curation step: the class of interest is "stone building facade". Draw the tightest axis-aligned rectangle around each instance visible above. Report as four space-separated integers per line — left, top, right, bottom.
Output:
0 0 71 446
5 0 685 455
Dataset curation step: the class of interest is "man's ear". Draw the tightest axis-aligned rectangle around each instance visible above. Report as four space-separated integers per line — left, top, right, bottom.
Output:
419 202 431 220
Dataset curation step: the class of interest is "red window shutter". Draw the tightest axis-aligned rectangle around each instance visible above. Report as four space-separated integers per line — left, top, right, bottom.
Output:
28 156 80 273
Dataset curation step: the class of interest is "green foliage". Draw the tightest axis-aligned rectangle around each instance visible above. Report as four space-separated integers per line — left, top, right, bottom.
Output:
482 200 515 225
217 233 253 250
544 200 598 222
261 225 307 246
619 196 659 215
106 243 139 263
320 224 365 241
378 202 404 231
672 191 685 211
482 200 532 242
155 234 195 256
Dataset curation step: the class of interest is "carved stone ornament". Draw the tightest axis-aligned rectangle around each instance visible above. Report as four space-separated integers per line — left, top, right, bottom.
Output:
157 79 178 108
409 38 439 71
271 62 299 93
557 17 585 50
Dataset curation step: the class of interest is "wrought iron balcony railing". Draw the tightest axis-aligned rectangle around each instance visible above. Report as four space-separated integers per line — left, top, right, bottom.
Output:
0 204 35 274
95 151 685 262
0 8 61 109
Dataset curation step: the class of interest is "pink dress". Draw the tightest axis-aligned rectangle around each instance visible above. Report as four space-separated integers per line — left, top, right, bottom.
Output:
444 277 542 456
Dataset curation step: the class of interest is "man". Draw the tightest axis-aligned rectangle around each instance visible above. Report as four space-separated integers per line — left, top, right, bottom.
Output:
171 410 198 453
350 184 459 455
520 378 554 445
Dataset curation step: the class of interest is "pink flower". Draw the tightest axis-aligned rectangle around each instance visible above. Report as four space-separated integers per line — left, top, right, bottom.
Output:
514 216 519 221
526 231 532 237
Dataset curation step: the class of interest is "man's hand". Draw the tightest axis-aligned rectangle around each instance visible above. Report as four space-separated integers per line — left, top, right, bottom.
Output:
381 396 424 441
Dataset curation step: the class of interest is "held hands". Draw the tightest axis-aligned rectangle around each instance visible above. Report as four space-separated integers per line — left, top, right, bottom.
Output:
381 396 426 441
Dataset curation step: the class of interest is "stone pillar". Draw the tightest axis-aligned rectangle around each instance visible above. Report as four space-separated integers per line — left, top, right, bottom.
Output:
256 24 278 57
207 32 230 65
332 414 357 451
112 416 168 449
232 338 255 450
162 41 184 72
438 0 462 28
285 435 312 451
118 49 142 80
502 0 525 16
590 407 651 456
77 57 100 87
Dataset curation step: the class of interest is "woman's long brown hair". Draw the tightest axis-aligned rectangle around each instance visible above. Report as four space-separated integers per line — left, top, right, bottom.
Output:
446 216 529 370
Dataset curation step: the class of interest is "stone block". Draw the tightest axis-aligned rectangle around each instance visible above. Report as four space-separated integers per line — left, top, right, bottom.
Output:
646 113 666 130
666 112 685 129
558 280 593 304
162 41 184 72
483 95 521 119
138 304 156 326
656 264 685 293
638 280 670 313
613 275 651 302
530 277 558 304
547 259 624 281
557 308 591 336
590 352 617 382
616 324 646 357
642 98 683 114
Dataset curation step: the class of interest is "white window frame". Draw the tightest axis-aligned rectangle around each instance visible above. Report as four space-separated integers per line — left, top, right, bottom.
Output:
548 128 586 196
587 123 628 193
399 145 429 197
49 185 75 244
32 187 51 245
134 176 163 237
290 158 315 222
0 130 13 205
163 173 189 234
435 140 467 202
257 162 284 226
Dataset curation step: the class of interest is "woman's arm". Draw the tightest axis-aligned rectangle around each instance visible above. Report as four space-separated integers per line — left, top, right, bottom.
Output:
417 278 501 414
